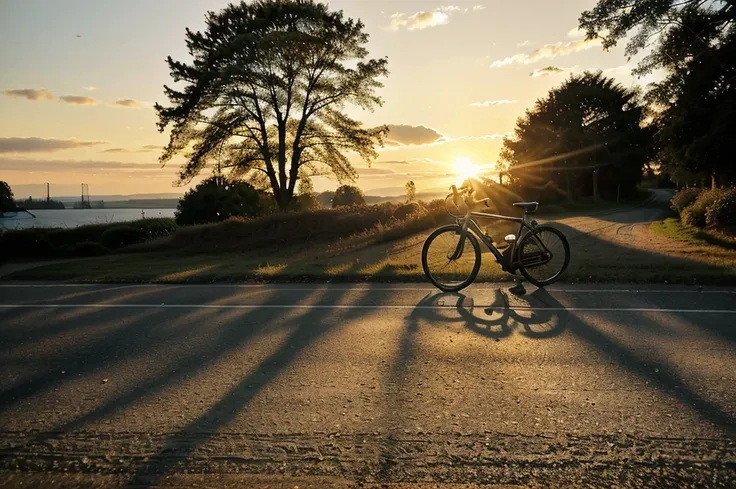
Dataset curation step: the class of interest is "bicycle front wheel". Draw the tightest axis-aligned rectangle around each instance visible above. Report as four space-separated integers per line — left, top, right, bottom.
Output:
518 225 570 287
422 225 481 292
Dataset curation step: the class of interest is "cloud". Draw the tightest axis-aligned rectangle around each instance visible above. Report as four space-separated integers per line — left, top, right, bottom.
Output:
3 88 97 105
516 40 532 47
385 124 445 146
82 86 98 91
0 137 107 153
2 88 55 101
490 38 602 67
469 99 518 107
101 148 130 153
112 99 145 108
567 27 585 38
472 5 486 11
357 167 396 176
451 134 507 141
390 11 449 31
0 158 160 172
373 160 409 165
389 5 469 31
59 95 97 105
137 144 162 153
530 66 566 77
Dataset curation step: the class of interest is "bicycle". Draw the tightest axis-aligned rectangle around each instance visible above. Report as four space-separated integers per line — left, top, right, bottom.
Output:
422 184 570 292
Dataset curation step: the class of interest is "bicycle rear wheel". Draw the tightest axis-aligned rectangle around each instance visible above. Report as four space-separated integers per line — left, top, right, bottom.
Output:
518 225 570 287
422 225 481 292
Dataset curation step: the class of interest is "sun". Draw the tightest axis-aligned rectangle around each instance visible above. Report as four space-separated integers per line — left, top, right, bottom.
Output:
455 157 482 186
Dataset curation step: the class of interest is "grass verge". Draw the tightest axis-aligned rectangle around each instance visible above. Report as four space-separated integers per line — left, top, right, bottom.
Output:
651 218 736 250
8 218 736 284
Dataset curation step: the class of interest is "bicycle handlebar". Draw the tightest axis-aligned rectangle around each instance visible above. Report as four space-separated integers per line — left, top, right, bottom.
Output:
448 185 491 212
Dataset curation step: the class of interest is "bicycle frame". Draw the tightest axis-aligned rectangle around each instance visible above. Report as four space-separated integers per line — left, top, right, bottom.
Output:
451 209 549 273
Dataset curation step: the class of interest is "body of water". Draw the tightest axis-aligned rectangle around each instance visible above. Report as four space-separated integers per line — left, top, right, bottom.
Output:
0 208 177 230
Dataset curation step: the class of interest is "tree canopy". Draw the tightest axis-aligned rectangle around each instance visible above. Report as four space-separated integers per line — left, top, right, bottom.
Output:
0 181 14 213
580 0 736 187
175 176 268 225
500 72 651 201
405 180 416 202
156 0 389 209
331 184 365 207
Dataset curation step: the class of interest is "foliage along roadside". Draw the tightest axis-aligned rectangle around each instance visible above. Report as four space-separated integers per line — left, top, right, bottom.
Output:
0 218 177 261
670 187 736 234
1 200 449 261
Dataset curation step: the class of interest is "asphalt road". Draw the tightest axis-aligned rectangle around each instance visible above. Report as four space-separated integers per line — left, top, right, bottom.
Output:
1 282 735 488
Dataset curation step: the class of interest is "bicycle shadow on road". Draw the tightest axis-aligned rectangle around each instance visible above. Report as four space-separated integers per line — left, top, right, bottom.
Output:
411 287 566 341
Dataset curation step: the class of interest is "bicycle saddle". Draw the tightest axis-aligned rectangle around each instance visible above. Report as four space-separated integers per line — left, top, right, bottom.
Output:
512 202 539 212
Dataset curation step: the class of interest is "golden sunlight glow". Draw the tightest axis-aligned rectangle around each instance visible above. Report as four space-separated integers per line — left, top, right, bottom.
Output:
455 157 482 186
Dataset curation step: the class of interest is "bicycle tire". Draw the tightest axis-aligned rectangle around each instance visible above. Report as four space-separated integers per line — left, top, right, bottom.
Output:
422 225 482 292
518 225 570 287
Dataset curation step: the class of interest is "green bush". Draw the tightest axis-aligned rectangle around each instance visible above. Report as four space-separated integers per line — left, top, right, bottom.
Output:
69 241 110 257
392 201 426 221
176 177 266 226
681 189 725 228
0 218 177 261
0 230 56 259
671 187 702 214
170 203 400 252
100 226 147 250
706 188 736 228
332 185 366 207
134 218 178 240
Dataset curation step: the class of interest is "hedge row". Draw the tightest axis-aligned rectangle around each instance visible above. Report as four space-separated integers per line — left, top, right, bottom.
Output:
0 218 176 260
166 201 445 253
671 187 736 230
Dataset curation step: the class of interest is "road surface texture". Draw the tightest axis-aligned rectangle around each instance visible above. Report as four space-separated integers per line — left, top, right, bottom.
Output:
1 282 735 488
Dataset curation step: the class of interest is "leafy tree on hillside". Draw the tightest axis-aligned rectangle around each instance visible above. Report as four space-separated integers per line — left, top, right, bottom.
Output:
405 180 416 202
500 72 651 201
331 184 365 207
580 0 736 188
0 181 14 213
175 177 267 225
294 177 320 210
156 0 389 210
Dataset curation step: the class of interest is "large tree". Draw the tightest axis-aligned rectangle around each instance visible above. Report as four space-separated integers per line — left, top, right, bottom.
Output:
580 0 736 187
0 181 14 214
500 72 651 201
156 0 389 209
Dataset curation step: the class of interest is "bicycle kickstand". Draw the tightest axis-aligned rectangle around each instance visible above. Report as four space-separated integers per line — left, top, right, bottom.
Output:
508 277 527 296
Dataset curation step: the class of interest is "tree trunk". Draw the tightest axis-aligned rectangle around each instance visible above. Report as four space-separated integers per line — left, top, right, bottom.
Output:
592 168 599 201
711 171 717 190
276 187 294 210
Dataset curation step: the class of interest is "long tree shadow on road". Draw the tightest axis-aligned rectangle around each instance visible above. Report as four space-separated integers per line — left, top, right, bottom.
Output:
125 285 392 487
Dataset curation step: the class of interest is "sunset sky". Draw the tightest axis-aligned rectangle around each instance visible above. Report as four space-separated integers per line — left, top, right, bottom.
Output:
0 0 659 198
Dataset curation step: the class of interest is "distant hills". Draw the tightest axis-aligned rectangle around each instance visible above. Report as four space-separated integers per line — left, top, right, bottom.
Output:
10 187 449 209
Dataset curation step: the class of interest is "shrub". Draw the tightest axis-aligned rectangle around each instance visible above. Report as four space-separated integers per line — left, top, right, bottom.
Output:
100 226 146 250
706 188 736 229
169 203 400 252
332 185 365 207
0 230 56 260
176 177 266 226
392 201 426 221
134 218 178 240
70 241 109 257
671 187 702 214
681 189 725 228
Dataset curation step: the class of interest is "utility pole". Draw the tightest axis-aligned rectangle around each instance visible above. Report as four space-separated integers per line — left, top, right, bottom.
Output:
46 183 50 203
